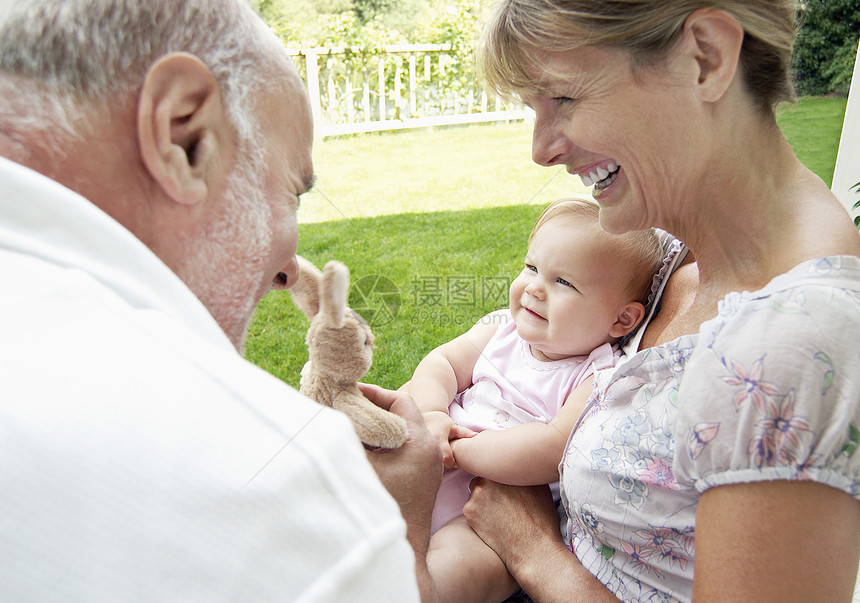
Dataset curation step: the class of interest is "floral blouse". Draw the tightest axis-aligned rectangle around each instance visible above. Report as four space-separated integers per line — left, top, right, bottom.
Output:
559 246 860 602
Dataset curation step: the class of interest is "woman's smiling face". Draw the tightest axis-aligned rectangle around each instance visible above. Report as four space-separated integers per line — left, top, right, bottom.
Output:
522 44 704 236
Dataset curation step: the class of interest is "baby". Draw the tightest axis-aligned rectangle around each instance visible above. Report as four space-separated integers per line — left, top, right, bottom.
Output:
405 196 664 602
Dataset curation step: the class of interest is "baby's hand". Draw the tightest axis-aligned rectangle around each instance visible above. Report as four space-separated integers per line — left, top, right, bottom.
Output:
422 411 476 469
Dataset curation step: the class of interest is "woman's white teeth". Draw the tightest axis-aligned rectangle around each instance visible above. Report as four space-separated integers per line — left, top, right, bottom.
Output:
580 163 620 189
593 170 618 191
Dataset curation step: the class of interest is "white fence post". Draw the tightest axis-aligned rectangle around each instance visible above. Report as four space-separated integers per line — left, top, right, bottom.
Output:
303 48 323 139
377 58 386 122
363 80 371 122
409 54 417 116
831 38 860 223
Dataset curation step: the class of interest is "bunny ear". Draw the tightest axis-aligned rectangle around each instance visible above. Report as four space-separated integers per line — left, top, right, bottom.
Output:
289 256 323 319
320 261 349 329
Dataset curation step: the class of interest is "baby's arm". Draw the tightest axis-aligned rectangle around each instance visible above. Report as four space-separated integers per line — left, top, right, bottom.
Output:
405 318 499 463
450 375 595 485
406 318 498 412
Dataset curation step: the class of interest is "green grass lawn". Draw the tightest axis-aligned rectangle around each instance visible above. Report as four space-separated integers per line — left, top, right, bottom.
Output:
776 96 847 186
296 119 586 224
246 96 848 389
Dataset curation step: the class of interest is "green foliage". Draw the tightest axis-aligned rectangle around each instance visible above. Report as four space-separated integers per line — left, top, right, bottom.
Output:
353 0 391 23
354 0 424 34
416 0 493 91
315 12 404 49
254 0 354 47
253 0 438 47
793 0 860 96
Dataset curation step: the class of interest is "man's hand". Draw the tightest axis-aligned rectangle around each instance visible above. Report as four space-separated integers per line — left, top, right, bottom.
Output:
359 384 443 539
422 410 476 469
359 383 443 602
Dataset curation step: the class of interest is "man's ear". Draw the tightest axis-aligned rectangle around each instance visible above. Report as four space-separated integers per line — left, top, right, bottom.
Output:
609 302 646 338
680 8 745 103
137 52 229 206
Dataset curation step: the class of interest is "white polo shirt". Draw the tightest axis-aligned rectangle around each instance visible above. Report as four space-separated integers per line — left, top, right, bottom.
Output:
0 156 419 601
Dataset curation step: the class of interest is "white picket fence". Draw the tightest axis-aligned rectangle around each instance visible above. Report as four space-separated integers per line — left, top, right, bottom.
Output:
288 43 525 138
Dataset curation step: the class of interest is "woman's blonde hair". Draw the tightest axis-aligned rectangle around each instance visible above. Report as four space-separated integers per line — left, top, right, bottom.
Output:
478 0 797 114
531 196 664 305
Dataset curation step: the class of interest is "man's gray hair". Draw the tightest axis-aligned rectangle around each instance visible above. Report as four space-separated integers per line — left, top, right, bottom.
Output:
0 0 277 146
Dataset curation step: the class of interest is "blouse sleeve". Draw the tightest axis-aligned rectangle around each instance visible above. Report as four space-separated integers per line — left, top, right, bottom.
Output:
673 269 860 499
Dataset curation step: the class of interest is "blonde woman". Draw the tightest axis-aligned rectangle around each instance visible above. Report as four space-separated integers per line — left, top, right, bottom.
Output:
462 1 860 601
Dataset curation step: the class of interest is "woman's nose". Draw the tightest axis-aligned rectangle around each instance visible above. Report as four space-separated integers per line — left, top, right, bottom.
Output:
531 111 572 167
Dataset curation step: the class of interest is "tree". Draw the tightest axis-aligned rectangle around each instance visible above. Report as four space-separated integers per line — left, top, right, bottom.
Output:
252 0 354 46
793 0 860 96
353 0 392 23
415 0 495 92
252 0 423 47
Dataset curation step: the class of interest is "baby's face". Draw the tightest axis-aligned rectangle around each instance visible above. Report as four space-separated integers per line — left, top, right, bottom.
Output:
509 217 633 361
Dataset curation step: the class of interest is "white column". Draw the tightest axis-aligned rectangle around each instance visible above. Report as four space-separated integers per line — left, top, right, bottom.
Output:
304 48 323 139
830 38 860 224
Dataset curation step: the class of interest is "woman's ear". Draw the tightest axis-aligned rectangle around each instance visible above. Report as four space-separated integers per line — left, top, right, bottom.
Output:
609 301 647 338
680 8 745 103
137 52 229 206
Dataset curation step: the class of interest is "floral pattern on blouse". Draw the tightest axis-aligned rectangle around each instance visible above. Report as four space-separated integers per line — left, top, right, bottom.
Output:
559 255 860 602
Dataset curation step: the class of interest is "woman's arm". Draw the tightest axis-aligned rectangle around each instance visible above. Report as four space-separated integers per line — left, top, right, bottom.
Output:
450 376 594 485
694 480 860 601
464 479 618 602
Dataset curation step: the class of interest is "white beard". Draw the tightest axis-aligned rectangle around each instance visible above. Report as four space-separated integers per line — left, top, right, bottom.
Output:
177 143 273 353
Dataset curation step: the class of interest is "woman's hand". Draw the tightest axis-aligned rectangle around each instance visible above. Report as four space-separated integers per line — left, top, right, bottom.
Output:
464 479 617 601
464 479 559 567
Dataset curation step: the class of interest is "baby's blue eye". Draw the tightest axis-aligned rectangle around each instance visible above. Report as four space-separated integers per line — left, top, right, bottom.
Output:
557 277 574 288
525 263 537 273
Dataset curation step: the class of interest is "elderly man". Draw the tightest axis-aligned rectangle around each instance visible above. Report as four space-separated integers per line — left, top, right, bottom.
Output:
0 1 440 600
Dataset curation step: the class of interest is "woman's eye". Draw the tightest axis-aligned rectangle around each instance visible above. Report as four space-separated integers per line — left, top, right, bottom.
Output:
552 96 575 105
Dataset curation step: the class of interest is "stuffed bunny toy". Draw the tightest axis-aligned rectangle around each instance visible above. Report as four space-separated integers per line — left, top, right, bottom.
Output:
288 256 408 449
